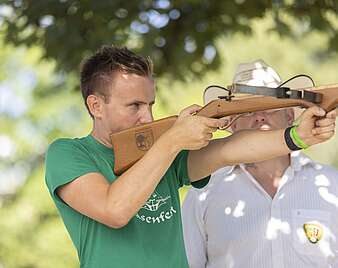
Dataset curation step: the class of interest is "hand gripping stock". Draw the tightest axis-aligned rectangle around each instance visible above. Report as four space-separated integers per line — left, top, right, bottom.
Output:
111 84 338 175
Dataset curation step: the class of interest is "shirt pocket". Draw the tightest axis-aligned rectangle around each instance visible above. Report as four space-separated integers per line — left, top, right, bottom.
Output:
292 209 333 258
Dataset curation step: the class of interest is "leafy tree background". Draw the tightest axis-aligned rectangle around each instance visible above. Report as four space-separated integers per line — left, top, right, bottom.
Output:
2 0 338 80
0 1 337 267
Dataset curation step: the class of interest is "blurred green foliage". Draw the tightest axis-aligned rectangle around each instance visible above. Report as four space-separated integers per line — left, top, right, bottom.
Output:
0 8 337 268
0 41 85 267
1 0 337 81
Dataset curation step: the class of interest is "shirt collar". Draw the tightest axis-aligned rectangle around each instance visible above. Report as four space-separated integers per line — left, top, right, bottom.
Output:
86 134 114 155
289 151 316 172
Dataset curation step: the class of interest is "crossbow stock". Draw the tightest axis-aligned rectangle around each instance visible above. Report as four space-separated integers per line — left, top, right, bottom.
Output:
111 81 338 175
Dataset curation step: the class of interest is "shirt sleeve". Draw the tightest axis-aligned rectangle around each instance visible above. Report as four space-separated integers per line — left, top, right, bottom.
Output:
191 176 210 189
172 150 191 187
45 138 100 204
181 188 208 268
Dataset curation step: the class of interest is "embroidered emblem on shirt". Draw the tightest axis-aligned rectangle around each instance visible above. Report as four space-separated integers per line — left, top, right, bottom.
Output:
135 129 154 151
303 223 323 244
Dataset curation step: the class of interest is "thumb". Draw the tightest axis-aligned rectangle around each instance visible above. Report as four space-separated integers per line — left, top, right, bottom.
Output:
204 117 228 128
179 104 202 117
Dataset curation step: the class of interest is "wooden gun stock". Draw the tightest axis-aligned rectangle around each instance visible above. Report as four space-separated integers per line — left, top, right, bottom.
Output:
111 84 338 175
110 116 177 174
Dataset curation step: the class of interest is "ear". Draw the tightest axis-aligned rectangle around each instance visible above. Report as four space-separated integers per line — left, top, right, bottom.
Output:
87 94 104 119
286 108 295 126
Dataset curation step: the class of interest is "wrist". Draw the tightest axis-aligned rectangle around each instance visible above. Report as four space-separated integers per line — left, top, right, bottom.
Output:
157 128 182 155
284 126 309 151
290 126 310 149
284 127 302 151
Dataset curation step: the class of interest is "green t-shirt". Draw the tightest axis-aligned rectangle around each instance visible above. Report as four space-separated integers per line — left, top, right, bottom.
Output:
45 135 191 268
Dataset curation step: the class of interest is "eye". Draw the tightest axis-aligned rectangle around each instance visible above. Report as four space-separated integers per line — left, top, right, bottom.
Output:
130 103 140 108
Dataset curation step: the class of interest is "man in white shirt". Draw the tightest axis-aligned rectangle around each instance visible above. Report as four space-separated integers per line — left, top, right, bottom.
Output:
182 60 338 268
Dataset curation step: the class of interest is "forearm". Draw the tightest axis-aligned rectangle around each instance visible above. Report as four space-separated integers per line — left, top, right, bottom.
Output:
219 129 290 164
188 106 336 181
106 132 180 225
188 129 290 180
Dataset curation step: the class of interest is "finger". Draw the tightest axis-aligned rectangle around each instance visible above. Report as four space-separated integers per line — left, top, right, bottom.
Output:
203 117 228 128
220 118 229 127
301 106 326 120
315 118 336 127
325 109 337 119
219 116 230 125
313 131 335 141
312 124 336 135
205 132 213 140
179 104 202 117
194 139 210 150
201 140 210 148
204 126 218 133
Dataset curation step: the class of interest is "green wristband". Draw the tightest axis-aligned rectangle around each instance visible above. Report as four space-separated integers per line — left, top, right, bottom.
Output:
290 126 309 149
292 119 300 127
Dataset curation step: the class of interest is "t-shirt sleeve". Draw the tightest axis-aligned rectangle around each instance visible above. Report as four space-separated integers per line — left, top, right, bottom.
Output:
191 176 210 189
45 138 100 204
172 150 211 188
172 150 191 187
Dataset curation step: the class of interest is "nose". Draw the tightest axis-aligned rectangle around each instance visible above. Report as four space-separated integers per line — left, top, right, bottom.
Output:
139 106 153 124
253 112 267 123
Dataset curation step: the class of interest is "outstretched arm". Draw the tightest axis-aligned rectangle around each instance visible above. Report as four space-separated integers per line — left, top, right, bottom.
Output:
187 106 336 180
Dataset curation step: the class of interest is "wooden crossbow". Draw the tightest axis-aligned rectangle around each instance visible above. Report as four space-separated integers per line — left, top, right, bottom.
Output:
110 81 338 175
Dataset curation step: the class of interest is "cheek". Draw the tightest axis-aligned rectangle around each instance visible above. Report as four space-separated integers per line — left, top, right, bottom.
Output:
272 114 289 126
106 114 138 133
114 112 138 125
125 115 139 125
118 110 142 128
102 106 135 129
233 118 252 130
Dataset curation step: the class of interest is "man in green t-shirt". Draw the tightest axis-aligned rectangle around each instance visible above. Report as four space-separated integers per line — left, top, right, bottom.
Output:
45 46 336 268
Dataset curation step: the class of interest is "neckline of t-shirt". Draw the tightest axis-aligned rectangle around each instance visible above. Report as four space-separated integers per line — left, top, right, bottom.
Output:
86 134 114 155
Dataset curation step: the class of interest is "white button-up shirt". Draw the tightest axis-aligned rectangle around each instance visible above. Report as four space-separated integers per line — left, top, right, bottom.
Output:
182 152 338 268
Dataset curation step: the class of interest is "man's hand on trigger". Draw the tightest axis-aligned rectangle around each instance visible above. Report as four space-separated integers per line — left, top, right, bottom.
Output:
165 104 226 151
